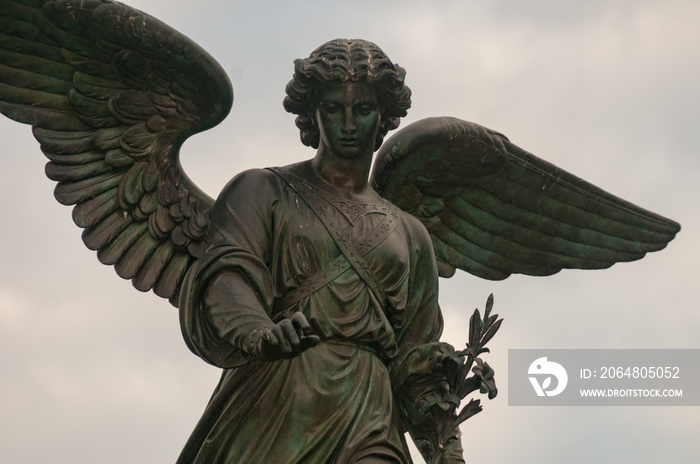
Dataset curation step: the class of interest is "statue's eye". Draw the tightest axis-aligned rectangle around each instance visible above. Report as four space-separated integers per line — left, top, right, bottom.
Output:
323 102 341 113
356 103 373 115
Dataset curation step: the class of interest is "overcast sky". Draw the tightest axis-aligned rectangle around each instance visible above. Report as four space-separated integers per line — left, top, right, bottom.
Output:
1 1 698 463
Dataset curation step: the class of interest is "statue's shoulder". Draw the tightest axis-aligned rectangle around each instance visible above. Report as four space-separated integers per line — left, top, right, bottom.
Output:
217 168 286 201
380 200 434 252
398 207 433 242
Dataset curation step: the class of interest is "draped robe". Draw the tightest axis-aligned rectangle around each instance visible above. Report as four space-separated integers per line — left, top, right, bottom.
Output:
178 165 444 463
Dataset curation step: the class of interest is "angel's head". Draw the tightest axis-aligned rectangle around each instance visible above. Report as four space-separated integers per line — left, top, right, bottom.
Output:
283 39 412 150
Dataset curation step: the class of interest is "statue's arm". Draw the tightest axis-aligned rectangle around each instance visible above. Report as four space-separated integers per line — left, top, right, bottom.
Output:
203 271 319 361
393 214 443 348
390 214 465 464
179 170 317 367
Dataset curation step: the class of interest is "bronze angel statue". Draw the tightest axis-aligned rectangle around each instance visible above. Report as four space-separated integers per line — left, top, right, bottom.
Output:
0 1 680 463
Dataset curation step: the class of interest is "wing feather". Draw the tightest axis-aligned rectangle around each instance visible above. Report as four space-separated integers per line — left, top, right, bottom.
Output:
456 188 668 253
154 252 191 303
133 241 176 292
116 231 160 280
47 149 105 165
439 201 622 268
72 188 119 228
69 89 119 127
430 234 512 280
45 158 112 181
0 1 42 26
53 171 123 205
72 72 129 99
35 128 95 155
0 45 75 78
98 220 148 266
1 101 86 130
82 209 134 251
0 62 73 95
93 126 124 150
1 84 71 113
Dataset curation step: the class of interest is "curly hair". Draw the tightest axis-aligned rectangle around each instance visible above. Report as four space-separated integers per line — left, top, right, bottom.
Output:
283 39 412 150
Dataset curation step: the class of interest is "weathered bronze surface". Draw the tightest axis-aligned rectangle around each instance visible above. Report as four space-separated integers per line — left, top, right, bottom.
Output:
0 1 680 463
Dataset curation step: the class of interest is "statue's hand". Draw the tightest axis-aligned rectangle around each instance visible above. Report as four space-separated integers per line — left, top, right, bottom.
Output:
256 312 320 361
435 435 466 464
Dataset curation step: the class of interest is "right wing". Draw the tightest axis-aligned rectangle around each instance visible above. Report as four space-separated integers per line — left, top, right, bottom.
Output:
0 0 233 305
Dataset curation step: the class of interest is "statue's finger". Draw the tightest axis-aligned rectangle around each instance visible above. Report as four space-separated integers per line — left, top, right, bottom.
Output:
270 323 293 353
278 319 302 350
291 312 311 332
262 329 279 346
300 334 320 349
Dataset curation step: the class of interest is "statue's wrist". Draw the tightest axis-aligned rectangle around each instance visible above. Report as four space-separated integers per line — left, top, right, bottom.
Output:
242 326 274 360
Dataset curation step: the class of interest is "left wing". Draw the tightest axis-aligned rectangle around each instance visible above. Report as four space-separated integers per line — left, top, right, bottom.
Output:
371 117 680 279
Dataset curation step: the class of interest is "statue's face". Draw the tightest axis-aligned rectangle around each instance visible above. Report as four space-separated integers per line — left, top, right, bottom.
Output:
314 81 382 159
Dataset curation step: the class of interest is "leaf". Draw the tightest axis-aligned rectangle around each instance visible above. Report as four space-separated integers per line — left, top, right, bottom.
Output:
484 293 494 317
480 318 503 347
468 308 481 347
455 399 482 426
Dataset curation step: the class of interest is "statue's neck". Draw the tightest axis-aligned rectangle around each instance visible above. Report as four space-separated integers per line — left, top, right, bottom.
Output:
310 150 373 195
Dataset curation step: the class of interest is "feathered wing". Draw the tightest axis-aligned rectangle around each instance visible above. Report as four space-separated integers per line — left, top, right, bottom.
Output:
0 0 233 305
371 117 680 279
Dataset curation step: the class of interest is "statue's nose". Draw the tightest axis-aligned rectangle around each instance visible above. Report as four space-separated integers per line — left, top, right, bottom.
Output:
341 110 356 134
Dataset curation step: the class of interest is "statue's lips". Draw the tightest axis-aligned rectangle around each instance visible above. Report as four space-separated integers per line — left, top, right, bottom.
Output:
340 138 358 145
